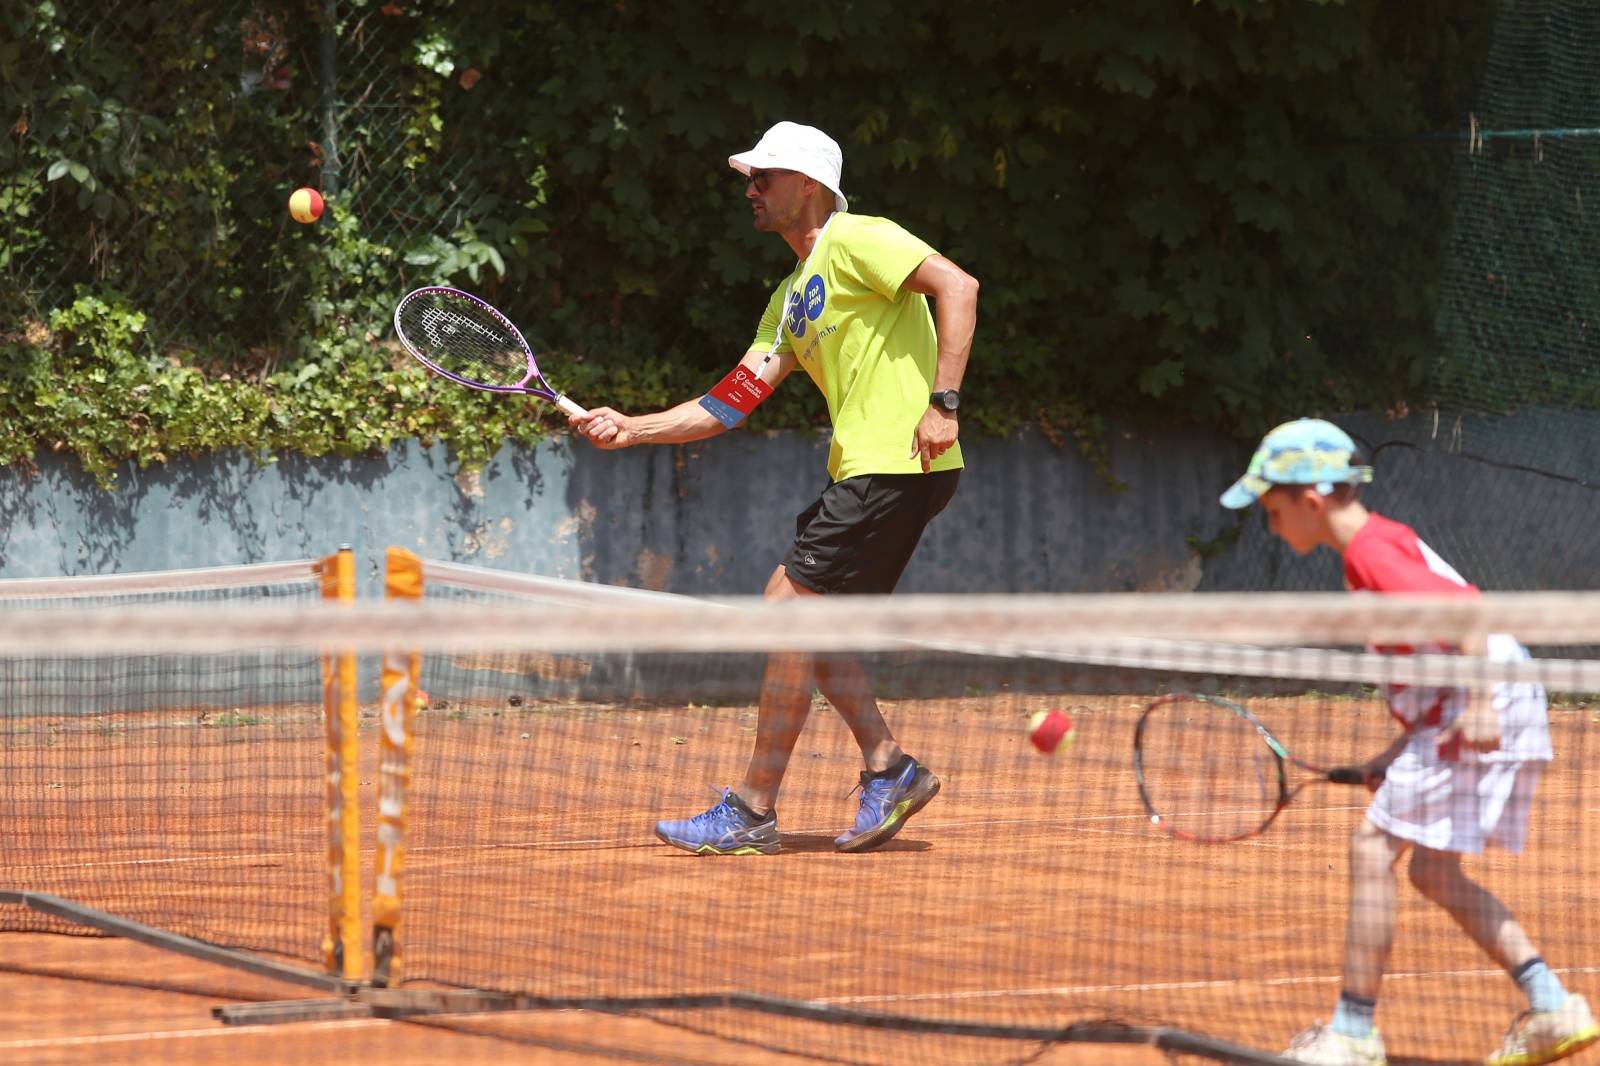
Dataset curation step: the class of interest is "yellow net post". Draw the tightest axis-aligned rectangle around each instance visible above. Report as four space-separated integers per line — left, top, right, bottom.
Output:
318 546 362 978
372 546 422 987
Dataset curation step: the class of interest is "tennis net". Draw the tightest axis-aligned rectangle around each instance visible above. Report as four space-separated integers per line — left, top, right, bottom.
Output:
354 556 1599 1065
0 554 362 983
1 560 1594 1062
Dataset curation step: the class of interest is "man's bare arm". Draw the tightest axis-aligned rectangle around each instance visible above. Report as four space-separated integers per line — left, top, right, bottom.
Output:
570 347 797 449
903 254 979 470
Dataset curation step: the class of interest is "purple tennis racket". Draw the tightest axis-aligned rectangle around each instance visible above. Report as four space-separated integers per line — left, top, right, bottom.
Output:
394 286 587 416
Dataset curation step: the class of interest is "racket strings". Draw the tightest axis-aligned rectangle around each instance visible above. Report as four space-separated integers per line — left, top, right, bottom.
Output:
400 294 532 389
1138 699 1283 842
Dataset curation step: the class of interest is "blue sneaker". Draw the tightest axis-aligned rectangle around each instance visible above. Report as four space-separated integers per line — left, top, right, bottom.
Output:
834 757 941 853
654 788 780 855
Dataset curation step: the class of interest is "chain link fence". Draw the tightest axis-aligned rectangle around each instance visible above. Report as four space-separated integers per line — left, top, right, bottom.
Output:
324 1 479 251
2 1 465 352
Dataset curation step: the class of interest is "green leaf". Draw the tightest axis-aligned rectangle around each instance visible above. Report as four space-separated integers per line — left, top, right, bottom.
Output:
1137 359 1186 397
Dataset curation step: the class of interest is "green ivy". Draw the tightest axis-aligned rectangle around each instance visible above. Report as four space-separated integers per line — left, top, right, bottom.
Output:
0 284 576 485
2 0 1499 488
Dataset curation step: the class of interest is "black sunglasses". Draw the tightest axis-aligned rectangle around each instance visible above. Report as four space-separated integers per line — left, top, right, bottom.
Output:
746 168 797 193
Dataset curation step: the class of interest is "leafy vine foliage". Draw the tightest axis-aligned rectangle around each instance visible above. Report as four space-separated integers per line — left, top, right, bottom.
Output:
1 1 1490 486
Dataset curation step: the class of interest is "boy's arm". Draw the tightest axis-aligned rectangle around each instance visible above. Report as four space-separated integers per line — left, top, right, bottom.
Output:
570 347 797 449
1346 540 1501 754
1437 631 1502 754
1362 733 1409 789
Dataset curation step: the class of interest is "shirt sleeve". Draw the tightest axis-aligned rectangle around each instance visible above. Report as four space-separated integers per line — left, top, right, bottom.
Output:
747 280 793 356
838 216 938 300
1344 536 1478 595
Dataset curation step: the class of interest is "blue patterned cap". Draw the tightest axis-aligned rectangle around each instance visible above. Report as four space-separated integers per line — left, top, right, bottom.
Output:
1220 418 1373 510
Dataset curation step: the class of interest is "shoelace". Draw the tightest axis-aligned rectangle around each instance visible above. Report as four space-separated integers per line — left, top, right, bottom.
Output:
689 787 739 829
840 773 896 827
1496 1010 1536 1054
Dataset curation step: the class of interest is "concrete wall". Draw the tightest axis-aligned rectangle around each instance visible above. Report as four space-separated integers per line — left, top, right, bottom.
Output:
0 410 1591 594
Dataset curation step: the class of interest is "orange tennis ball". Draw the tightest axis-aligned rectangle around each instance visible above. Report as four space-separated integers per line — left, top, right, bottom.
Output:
288 186 324 224
1028 709 1075 755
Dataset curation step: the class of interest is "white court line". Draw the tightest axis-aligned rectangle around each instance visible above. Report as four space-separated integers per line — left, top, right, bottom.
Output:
13 851 308 874
818 965 1600 1007
0 1018 388 1051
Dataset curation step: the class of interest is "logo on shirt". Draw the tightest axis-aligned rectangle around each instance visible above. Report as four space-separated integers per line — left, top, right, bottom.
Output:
785 291 806 338
804 275 826 321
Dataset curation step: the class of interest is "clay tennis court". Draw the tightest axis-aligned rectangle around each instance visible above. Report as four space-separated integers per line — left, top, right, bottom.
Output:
5 680 1592 1065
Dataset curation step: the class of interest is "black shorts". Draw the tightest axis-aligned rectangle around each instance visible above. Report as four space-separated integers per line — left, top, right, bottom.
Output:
782 470 960 595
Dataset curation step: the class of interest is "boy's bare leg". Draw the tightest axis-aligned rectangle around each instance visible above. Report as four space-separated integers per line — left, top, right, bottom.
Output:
1408 847 1538 970
1410 845 1599 1065
1342 819 1410 999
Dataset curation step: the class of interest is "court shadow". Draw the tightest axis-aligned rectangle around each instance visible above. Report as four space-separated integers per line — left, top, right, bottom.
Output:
777 832 932 854
0 960 293 1003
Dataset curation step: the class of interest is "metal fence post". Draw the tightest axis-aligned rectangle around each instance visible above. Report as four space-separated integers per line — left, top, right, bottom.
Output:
318 1 341 198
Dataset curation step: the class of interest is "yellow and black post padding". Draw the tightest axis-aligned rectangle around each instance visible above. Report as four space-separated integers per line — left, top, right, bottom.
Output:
317 546 362 978
372 546 423 987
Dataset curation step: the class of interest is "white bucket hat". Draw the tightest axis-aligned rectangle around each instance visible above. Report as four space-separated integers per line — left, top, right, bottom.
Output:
728 121 848 212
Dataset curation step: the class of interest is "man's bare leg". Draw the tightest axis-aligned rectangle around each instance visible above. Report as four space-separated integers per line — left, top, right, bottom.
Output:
736 565 822 812
738 566 910 808
814 653 901 774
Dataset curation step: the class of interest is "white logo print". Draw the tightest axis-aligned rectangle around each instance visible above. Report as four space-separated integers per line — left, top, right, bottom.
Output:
420 306 503 351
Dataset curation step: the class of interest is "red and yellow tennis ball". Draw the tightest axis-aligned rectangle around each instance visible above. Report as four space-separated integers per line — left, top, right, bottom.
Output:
1028 709 1075 755
288 186 324 224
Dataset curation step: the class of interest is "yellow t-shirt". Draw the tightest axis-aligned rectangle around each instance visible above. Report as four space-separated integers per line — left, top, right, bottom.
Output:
748 213 964 482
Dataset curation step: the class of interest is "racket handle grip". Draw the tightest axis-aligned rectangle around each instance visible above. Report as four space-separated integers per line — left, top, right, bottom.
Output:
554 394 589 418
1327 766 1385 786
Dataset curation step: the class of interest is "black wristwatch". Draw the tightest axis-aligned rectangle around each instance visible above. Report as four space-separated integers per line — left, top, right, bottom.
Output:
930 389 960 413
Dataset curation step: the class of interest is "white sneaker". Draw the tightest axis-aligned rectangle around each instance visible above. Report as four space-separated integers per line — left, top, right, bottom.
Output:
1284 1021 1387 1066
1488 993 1600 1066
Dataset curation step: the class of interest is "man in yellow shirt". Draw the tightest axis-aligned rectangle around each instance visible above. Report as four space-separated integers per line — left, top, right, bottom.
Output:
571 120 979 855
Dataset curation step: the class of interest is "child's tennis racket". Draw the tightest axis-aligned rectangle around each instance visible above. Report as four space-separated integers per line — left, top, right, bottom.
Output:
393 286 587 416
1133 692 1381 844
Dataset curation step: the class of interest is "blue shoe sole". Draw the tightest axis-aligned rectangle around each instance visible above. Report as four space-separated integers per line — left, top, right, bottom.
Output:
836 771 941 853
654 826 780 856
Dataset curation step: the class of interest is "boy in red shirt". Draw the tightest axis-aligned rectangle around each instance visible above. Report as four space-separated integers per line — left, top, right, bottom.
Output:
1221 418 1595 1066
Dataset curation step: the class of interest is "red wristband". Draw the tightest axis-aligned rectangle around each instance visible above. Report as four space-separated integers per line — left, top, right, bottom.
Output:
700 365 774 428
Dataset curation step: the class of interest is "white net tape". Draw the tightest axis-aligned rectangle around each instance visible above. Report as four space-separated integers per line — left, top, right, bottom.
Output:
0 588 1595 689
